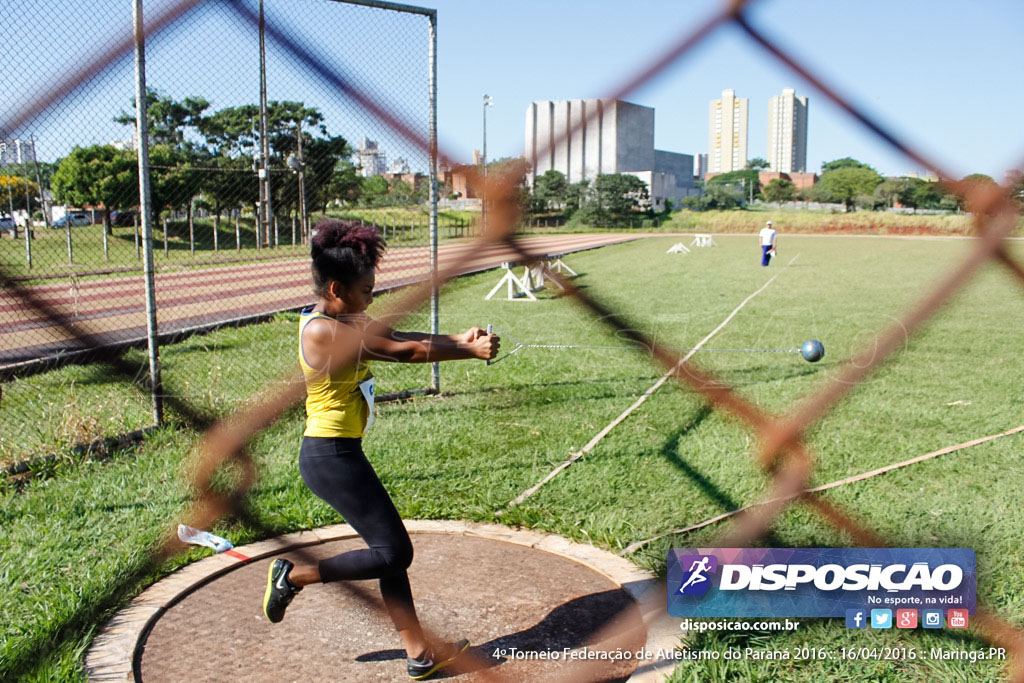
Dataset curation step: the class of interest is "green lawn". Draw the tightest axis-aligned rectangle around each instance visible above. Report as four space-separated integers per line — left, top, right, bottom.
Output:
1 234 1022 680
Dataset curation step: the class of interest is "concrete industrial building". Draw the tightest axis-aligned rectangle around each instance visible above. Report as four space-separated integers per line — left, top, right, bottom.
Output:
525 98 695 211
708 89 748 174
767 87 808 173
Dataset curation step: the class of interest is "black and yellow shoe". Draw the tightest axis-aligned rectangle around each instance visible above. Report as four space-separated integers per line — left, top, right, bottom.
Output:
407 639 470 680
263 558 301 623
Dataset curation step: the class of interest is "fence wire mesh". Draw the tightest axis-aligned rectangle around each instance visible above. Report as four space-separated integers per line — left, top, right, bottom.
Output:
0 0 445 464
2 0 1024 681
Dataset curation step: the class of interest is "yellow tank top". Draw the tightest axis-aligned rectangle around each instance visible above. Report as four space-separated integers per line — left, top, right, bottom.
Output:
298 307 372 438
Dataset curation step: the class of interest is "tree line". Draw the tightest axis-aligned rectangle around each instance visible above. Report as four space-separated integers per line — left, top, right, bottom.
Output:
528 168 661 226
689 157 1023 213
31 90 431 233
513 156 1024 229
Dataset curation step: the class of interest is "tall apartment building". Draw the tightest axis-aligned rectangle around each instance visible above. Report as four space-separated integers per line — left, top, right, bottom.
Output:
357 137 387 177
708 89 748 174
767 87 808 173
525 98 695 210
0 137 36 167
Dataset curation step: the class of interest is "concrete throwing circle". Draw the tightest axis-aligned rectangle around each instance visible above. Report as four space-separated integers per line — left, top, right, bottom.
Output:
85 521 678 682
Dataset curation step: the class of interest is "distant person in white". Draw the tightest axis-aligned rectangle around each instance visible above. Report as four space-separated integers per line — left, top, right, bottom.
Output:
759 220 777 266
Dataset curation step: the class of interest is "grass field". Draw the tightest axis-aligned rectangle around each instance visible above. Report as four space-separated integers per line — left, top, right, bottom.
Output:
2 234 1023 681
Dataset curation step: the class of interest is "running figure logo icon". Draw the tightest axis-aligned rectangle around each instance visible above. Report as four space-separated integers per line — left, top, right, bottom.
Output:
676 554 718 595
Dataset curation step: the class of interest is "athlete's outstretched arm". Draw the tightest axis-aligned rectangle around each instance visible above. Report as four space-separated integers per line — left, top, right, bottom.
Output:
302 316 498 369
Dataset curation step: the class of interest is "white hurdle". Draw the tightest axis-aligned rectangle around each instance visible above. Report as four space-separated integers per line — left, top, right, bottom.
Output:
690 233 718 247
547 253 577 278
485 261 537 301
485 254 577 301
666 242 691 254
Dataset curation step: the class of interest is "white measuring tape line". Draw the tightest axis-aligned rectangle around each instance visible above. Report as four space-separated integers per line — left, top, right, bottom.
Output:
621 424 1024 554
502 254 800 510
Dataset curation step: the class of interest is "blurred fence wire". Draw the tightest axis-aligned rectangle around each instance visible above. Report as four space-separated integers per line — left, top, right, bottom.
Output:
1 0 444 458
2 0 1024 681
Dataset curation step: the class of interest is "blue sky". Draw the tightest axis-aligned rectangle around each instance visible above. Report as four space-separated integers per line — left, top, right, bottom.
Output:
428 0 1024 180
5 0 1023 181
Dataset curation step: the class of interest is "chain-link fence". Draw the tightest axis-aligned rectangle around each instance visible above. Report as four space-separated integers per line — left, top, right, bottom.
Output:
3 0 1024 680
1 0 444 452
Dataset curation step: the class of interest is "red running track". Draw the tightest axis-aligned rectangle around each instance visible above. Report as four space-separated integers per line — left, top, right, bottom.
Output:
0 234 639 367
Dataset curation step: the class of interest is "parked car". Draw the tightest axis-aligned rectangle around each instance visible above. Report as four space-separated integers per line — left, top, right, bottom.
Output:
111 209 138 227
53 213 91 228
0 216 15 231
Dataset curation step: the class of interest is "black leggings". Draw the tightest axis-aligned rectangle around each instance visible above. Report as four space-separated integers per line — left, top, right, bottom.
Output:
299 436 419 632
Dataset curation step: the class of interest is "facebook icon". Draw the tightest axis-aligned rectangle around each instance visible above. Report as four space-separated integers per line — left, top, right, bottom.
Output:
845 609 867 629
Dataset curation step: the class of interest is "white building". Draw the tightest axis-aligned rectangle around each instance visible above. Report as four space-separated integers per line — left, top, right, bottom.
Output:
390 157 411 174
767 87 808 173
525 98 695 210
694 153 709 180
0 138 36 167
109 138 136 152
357 138 387 177
708 89 748 174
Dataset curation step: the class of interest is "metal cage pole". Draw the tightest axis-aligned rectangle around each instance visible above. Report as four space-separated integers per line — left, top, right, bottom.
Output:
428 10 439 393
133 0 163 424
258 0 274 248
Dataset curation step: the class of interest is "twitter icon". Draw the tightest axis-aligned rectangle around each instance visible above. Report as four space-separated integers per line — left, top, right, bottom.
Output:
870 609 892 629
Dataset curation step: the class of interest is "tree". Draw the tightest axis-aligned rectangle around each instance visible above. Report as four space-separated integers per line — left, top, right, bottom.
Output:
906 178 942 211
387 178 416 205
1007 170 1024 210
816 166 883 211
701 183 744 210
0 174 40 212
746 157 769 170
52 145 137 231
962 173 996 187
565 180 590 211
147 144 202 218
115 88 209 147
873 177 906 208
707 169 761 201
198 104 262 157
531 169 567 212
359 175 389 207
821 157 871 173
326 161 362 207
763 178 796 203
589 174 649 223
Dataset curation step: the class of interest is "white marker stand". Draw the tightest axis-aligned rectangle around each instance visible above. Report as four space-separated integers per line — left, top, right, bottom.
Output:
485 262 537 301
524 258 572 291
666 242 691 254
690 233 718 247
547 254 577 277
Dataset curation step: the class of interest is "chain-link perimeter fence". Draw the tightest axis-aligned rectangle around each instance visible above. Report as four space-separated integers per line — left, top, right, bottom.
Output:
0 0 442 464
3 0 1024 681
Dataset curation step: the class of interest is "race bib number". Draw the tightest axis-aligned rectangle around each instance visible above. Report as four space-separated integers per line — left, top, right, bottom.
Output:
359 376 375 434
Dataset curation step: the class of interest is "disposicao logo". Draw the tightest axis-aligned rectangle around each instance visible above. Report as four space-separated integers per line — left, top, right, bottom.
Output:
667 548 975 618
675 554 718 595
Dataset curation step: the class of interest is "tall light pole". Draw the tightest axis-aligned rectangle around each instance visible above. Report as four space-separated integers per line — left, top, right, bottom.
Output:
481 94 492 233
